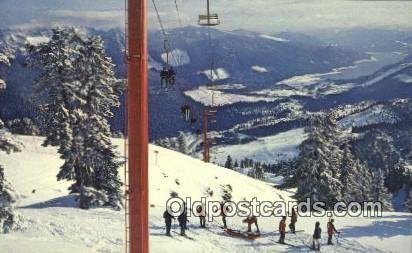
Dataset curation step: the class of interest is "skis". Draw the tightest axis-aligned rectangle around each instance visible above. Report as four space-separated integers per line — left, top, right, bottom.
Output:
288 230 305 234
172 230 195 240
223 228 260 240
269 238 297 247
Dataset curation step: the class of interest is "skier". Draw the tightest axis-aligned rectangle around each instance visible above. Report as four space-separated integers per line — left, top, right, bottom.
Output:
178 204 188 236
163 208 175 236
168 67 176 85
278 216 287 244
220 202 228 228
196 204 206 228
160 67 168 88
312 221 321 251
289 207 297 234
243 215 260 234
327 218 340 245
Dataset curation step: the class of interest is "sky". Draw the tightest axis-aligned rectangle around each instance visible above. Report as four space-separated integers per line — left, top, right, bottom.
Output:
0 0 411 33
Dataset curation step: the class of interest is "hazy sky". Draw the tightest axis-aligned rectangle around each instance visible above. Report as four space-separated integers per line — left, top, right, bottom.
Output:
0 0 411 33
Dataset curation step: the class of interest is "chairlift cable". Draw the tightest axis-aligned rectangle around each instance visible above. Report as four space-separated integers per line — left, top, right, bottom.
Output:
150 0 179 66
174 0 183 27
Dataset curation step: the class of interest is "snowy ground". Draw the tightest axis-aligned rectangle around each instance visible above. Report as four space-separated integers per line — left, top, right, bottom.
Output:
338 104 400 129
184 86 278 106
212 128 307 164
1 135 411 252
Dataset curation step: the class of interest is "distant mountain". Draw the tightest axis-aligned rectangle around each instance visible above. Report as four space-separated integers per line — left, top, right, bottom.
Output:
0 26 367 139
148 26 365 90
313 27 412 53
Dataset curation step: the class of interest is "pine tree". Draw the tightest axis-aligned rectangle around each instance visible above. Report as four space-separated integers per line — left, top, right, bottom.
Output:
295 115 343 209
224 155 233 169
385 162 406 193
177 132 188 154
28 28 123 209
254 165 265 180
233 160 239 168
371 171 393 211
0 119 21 233
340 144 373 203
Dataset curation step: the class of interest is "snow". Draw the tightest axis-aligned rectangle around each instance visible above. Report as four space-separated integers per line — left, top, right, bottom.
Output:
0 135 411 253
200 68 230 81
395 73 412 84
251 65 268 73
277 72 335 88
207 83 246 90
360 63 412 87
253 88 309 97
0 52 10 65
25 36 49 46
161 49 190 67
259 34 289 42
338 105 400 129
184 86 278 106
0 79 5 89
213 128 307 164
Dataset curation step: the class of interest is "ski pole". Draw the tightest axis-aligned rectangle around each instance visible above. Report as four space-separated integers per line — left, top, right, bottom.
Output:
334 233 340 245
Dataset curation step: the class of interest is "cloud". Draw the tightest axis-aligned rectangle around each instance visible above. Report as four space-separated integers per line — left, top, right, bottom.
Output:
0 0 411 32
47 10 124 28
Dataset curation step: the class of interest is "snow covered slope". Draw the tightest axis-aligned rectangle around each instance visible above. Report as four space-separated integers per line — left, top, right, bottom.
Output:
1 135 411 253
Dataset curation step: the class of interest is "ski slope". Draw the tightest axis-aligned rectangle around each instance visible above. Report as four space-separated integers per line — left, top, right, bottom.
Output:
0 135 411 253
212 128 307 164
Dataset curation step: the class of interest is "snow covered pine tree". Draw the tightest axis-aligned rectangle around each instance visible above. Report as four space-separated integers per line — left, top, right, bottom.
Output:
295 115 343 208
0 118 22 232
295 114 381 208
28 28 123 209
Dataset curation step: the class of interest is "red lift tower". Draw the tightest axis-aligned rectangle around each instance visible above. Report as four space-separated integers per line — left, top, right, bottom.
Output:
125 0 148 253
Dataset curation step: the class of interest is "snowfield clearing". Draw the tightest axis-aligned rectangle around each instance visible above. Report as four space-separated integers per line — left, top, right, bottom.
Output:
395 73 412 84
161 49 190 67
251 65 268 73
259 34 289 42
0 135 411 252
25 36 50 46
338 104 400 129
213 128 307 164
200 68 230 81
184 86 278 106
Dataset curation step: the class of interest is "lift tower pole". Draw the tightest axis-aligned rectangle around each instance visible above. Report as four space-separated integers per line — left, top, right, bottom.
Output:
127 0 149 253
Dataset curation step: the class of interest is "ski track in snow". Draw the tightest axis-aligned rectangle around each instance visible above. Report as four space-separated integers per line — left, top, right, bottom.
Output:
0 135 411 252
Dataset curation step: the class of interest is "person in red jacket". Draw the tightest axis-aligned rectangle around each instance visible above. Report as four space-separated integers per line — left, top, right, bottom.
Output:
278 216 287 244
327 218 340 245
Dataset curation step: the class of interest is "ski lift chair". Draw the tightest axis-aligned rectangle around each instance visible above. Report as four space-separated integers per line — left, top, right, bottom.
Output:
167 67 176 85
160 67 168 88
198 14 220 26
198 0 220 26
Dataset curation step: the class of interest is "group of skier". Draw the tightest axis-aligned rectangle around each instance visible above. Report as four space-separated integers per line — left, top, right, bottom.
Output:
277 209 340 251
163 203 340 250
163 203 189 236
311 218 340 250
